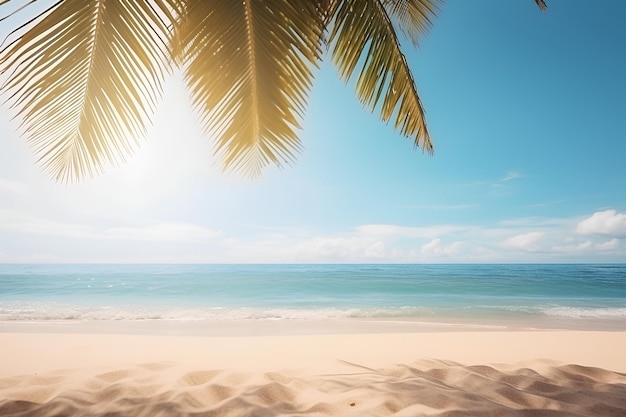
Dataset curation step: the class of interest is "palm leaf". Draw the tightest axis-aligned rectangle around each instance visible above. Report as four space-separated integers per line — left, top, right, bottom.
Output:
535 0 547 11
328 0 435 153
175 0 325 177
382 0 441 46
0 0 177 182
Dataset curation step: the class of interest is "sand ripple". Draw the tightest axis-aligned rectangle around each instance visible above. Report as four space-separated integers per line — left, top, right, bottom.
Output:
1 360 625 417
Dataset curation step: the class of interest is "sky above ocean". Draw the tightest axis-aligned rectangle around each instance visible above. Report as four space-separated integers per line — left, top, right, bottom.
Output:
0 0 625 263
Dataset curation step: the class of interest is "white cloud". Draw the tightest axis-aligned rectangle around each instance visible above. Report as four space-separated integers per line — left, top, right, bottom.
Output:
576 209 626 238
0 210 94 239
198 226 470 263
490 171 524 188
555 239 619 252
0 251 64 263
551 240 592 253
286 236 387 262
198 234 391 263
2 206 626 263
498 217 567 228
355 224 464 239
501 171 522 182
420 238 463 257
502 231 545 252
0 210 220 243
596 238 620 251
215 233 468 263
106 222 221 242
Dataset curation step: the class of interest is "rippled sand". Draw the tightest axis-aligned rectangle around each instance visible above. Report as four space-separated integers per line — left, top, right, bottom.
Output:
1 330 625 416
2 360 626 417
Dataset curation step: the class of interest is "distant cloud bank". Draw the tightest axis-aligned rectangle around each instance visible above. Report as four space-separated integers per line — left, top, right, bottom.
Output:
1 208 625 263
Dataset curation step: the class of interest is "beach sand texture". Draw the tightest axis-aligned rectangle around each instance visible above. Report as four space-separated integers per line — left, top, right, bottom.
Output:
1 360 626 417
1 331 626 416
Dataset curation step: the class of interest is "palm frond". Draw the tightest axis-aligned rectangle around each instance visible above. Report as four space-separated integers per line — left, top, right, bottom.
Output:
329 0 433 153
382 0 440 46
534 0 547 11
0 0 177 182
176 0 325 177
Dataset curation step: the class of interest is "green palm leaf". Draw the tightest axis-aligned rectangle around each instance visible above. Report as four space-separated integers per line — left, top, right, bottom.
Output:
0 0 176 181
176 0 325 177
328 0 436 154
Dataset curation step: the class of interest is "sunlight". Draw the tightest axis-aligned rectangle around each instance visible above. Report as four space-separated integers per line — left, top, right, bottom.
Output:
97 72 214 209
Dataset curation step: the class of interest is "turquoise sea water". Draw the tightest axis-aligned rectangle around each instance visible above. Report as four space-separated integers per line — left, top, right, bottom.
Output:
0 264 625 329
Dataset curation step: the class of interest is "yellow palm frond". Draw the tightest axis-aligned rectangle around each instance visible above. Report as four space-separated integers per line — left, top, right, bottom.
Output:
1 1 548 181
176 0 325 177
329 0 435 153
382 0 441 46
0 0 177 182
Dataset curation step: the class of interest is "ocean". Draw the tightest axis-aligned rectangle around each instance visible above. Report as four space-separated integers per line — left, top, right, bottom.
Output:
1 264 625 332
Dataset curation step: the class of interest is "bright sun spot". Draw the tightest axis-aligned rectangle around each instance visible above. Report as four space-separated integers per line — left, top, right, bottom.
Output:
84 72 217 210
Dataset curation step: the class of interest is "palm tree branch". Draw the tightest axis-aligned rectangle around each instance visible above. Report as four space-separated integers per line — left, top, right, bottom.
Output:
177 0 325 176
535 0 547 11
0 0 176 181
382 0 440 46
329 0 433 153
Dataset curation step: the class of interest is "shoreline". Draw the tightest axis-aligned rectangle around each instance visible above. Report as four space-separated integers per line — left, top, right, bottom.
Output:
2 313 626 337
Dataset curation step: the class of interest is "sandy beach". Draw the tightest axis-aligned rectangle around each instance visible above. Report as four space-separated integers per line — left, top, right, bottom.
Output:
1 324 625 416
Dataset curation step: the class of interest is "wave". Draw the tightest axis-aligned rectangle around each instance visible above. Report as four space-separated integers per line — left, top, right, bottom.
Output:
0 302 435 321
2 302 626 322
541 306 626 318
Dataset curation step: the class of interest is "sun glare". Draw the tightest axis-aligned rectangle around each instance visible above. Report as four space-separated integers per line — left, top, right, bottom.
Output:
91 73 215 209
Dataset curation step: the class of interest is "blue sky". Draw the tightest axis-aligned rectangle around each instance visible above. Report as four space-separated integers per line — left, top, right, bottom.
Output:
1 0 625 263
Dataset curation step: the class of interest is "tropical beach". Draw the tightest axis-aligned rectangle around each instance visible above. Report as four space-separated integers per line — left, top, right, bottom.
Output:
1 0 626 415
1 264 626 416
